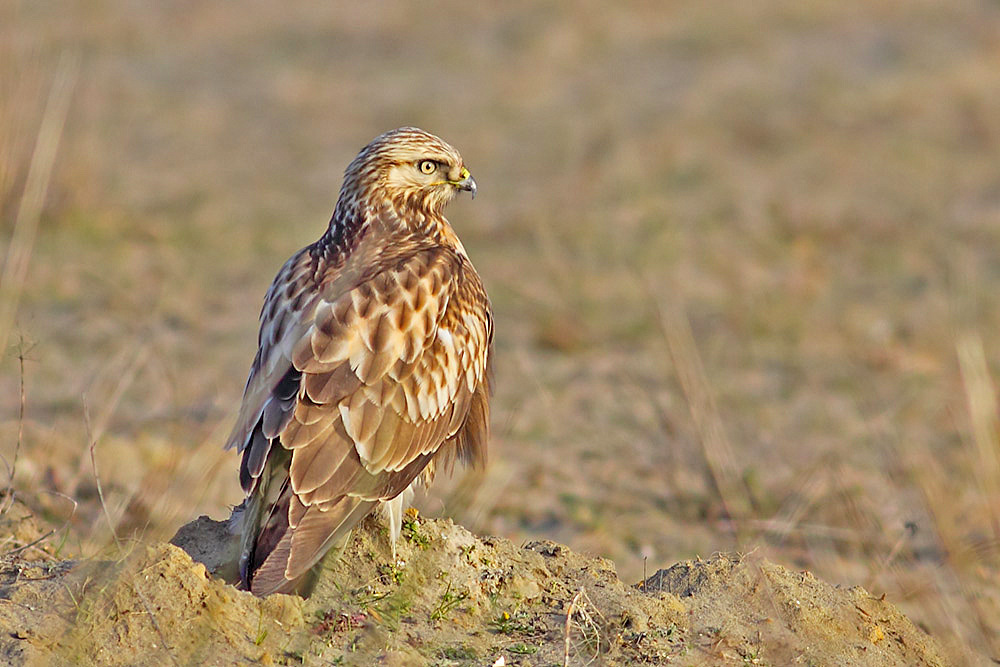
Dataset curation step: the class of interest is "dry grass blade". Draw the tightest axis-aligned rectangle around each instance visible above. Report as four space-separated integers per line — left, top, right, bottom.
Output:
649 285 751 529
0 336 32 517
956 333 1000 541
84 400 121 552
0 52 78 359
563 588 583 667
901 342 1000 658
865 521 917 592
70 342 149 497
88 344 151 450
78 341 181 666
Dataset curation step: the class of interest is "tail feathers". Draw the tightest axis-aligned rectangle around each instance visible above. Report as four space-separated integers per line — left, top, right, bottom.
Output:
249 530 294 595
249 496 375 596
238 458 291 590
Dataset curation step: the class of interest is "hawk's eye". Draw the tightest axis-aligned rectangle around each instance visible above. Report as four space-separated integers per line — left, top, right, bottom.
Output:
418 160 437 175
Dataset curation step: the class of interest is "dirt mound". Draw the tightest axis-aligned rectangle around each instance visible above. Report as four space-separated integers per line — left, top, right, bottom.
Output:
644 557 946 666
0 512 948 666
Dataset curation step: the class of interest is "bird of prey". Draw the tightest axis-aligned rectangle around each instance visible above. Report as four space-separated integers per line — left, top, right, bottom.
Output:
225 127 492 596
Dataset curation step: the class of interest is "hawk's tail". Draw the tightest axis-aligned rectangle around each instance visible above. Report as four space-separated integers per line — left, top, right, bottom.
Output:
248 494 375 596
237 445 378 596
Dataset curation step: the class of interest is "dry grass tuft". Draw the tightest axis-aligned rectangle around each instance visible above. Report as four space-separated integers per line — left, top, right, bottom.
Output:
562 587 605 667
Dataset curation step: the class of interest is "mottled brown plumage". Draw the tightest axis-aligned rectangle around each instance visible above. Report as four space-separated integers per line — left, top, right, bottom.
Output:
225 127 492 596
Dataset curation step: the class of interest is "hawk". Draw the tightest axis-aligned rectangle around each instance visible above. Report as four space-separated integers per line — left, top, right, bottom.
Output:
225 127 493 596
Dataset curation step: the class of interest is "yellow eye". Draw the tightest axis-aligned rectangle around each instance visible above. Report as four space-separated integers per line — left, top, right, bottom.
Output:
418 160 437 175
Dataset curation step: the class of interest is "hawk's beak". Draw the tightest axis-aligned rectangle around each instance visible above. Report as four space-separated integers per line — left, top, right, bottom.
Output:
453 167 477 199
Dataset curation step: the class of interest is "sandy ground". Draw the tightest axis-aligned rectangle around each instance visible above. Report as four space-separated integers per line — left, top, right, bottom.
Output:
0 503 949 666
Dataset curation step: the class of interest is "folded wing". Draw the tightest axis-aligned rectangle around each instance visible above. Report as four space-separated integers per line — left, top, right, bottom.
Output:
230 242 491 594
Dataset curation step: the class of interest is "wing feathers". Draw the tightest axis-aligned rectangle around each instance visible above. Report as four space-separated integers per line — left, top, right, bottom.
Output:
281 411 336 450
303 364 360 404
238 239 492 594
240 428 271 493
290 439 349 494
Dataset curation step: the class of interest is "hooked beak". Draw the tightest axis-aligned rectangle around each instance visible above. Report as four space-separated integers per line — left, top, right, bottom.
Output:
452 166 477 199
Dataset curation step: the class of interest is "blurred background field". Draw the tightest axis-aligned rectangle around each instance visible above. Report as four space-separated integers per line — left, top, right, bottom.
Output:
2 0 999 661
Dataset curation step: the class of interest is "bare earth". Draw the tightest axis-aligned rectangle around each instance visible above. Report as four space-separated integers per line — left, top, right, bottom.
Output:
0 504 947 666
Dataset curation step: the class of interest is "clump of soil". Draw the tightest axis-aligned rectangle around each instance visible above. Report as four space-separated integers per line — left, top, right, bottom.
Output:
0 510 949 666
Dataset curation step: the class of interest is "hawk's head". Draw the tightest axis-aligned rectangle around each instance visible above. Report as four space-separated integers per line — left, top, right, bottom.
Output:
340 127 476 220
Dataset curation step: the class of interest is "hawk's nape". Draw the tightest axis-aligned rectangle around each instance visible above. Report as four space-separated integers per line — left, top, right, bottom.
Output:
224 127 492 596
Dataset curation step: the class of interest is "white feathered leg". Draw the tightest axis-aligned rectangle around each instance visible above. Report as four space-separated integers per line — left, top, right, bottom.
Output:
381 484 416 561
